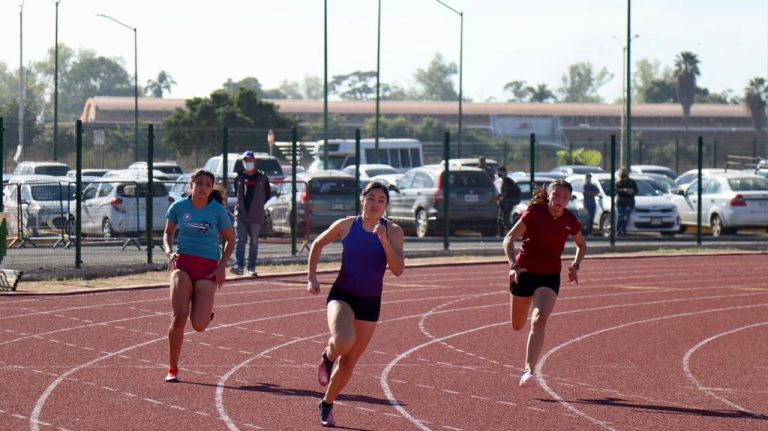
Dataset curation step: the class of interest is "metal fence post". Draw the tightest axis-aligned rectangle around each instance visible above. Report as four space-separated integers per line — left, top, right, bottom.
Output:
0 118 5 264
610 134 617 246
75 120 83 268
222 127 229 187
443 131 450 250
529 133 535 192
675 138 680 174
713 139 718 168
355 129 361 215
697 137 703 245
291 127 298 256
146 124 154 263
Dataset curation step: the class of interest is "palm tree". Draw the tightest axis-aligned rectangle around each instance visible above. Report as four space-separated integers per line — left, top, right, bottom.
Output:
145 70 177 98
674 51 700 143
744 77 767 153
527 83 556 103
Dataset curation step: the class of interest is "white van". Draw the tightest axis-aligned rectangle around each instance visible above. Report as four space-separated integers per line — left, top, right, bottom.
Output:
307 138 423 173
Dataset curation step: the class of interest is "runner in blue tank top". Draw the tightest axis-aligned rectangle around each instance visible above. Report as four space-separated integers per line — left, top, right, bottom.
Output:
307 181 405 427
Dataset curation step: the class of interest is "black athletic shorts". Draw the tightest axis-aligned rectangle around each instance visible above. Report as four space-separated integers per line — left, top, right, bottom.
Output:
509 272 561 297
327 284 382 322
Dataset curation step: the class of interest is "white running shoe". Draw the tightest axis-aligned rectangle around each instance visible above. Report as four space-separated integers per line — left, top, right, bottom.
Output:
519 369 536 388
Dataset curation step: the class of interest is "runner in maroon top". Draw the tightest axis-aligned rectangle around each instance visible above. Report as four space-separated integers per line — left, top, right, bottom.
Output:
502 179 587 388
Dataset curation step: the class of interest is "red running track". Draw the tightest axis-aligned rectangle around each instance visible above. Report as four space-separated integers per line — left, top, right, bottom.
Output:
0 254 766 431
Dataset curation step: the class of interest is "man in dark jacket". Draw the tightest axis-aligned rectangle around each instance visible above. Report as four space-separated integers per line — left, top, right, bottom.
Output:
232 151 271 276
497 166 521 235
615 167 638 236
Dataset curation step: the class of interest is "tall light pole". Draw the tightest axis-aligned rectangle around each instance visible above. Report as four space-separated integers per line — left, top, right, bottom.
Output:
374 0 381 164
53 0 61 161
612 34 638 168
323 0 328 170
625 0 633 170
435 0 463 158
97 13 138 161
18 1 25 161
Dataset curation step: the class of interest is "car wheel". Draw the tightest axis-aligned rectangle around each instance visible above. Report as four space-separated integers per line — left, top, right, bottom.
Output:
415 209 429 238
599 213 612 238
262 210 273 237
710 214 724 237
102 218 116 239
64 217 75 236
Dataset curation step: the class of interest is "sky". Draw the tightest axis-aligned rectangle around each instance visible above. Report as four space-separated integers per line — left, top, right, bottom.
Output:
1 0 767 103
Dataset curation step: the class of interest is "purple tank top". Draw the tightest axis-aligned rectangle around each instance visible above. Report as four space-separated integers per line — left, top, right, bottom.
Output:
333 216 388 297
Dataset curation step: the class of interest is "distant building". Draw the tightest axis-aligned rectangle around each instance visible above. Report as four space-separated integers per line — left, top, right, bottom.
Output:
80 96 757 149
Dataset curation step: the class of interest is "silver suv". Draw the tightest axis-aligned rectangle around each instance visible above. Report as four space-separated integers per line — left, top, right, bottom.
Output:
387 165 498 237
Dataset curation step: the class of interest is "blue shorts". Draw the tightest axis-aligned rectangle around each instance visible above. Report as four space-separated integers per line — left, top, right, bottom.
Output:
509 272 561 297
327 284 382 322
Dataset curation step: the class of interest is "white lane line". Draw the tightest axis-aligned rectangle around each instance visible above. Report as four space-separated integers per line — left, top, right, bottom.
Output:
535 303 768 431
682 321 768 418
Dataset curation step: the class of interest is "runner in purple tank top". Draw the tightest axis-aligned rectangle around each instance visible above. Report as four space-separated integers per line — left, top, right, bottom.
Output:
307 181 405 427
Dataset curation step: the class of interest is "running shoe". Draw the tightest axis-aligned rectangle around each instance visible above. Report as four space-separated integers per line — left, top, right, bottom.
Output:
318 401 336 427
247 268 258 277
165 367 179 383
317 349 335 387
519 368 536 388
231 266 243 275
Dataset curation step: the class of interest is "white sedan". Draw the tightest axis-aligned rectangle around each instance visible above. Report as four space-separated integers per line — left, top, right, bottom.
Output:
670 173 768 237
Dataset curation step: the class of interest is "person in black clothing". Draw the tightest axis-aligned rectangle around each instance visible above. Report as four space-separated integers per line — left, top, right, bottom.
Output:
232 151 271 276
497 166 521 235
615 167 638 236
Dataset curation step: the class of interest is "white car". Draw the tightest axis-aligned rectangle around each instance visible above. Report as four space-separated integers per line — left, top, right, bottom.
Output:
567 173 680 236
80 176 174 238
3 175 74 237
342 164 400 183
630 164 677 181
670 172 768 237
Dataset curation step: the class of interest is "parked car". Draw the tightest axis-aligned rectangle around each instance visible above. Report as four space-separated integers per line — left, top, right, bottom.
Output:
203 152 285 207
3 175 74 237
80 176 174 238
168 173 192 203
264 171 357 235
103 168 173 182
342 164 400 184
369 173 404 190
630 164 677 181
549 165 605 176
669 173 768 237
447 158 499 176
13 161 71 177
387 165 498 237
128 161 184 181
567 173 680 237
65 169 110 179
674 168 726 187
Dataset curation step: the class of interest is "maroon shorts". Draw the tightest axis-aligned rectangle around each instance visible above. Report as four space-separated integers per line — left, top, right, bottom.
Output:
176 254 218 282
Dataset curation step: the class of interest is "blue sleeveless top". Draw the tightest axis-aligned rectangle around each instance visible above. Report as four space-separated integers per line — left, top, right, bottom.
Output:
333 216 388 297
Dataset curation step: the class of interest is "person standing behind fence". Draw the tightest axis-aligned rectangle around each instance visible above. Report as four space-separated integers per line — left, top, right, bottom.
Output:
163 169 235 383
497 166 521 236
582 173 599 236
307 182 405 427
231 151 271 276
615 168 637 236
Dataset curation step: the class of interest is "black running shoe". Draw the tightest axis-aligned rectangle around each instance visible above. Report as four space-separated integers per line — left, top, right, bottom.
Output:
317 349 335 387
318 401 336 427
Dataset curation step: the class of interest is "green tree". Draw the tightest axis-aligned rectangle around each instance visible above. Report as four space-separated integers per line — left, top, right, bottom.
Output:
674 51 700 141
330 71 378 100
162 88 297 155
556 148 602 166
744 77 767 149
558 62 612 102
275 80 303 99
302 75 324 99
632 58 672 103
145 70 177 98
413 53 458 101
414 117 448 142
362 116 414 138
644 79 677 103
527 84 556 103
504 80 528 102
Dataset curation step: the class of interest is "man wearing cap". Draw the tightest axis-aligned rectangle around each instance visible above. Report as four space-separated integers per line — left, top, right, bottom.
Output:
232 151 271 276
582 173 599 236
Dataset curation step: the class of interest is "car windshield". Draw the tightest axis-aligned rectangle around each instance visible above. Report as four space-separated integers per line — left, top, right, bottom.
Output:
117 182 169 197
37 166 70 177
309 178 356 195
728 177 768 191
597 178 664 196
451 171 494 188
30 184 74 201
156 166 183 174
365 168 398 177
